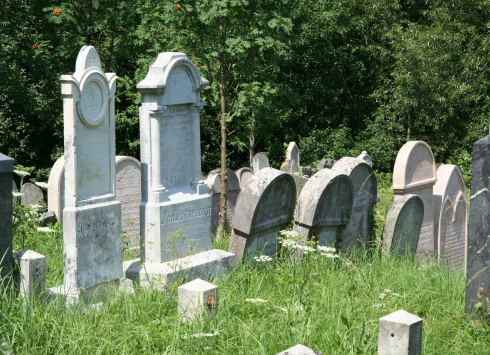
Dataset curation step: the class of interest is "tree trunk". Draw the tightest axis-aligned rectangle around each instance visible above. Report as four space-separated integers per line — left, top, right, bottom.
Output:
249 111 256 167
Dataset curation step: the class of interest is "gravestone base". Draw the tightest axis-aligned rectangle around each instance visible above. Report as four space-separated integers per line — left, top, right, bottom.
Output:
124 249 235 290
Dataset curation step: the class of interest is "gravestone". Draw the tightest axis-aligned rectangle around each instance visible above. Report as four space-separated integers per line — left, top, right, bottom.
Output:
378 310 423 355
466 135 490 313
116 156 141 250
48 156 65 224
229 168 296 264
178 278 218 322
317 158 337 170
286 142 300 166
47 46 122 303
252 152 270 173
20 183 44 206
357 151 373 167
281 158 307 194
433 165 467 270
393 141 437 256
293 169 353 246
382 194 424 256
235 167 254 189
205 168 240 234
332 157 378 251
0 153 14 280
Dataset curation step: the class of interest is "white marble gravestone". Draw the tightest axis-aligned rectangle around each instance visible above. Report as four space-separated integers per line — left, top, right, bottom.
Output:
48 156 65 224
229 168 296 264
48 46 122 303
252 152 270 173
286 142 300 166
393 141 437 256
332 157 377 251
293 169 353 246
433 165 467 269
235 167 254 189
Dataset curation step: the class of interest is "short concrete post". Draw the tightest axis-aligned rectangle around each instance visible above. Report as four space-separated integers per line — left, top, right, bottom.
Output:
378 310 422 355
13 250 46 301
178 278 218 322
276 344 322 355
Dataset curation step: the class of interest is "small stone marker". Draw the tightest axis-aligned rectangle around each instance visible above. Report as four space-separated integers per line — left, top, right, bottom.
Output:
229 168 296 264
0 152 14 280
333 157 378 251
116 156 141 250
252 152 270 173
382 195 424 256
467 135 490 312
358 151 373 167
286 142 300 166
20 182 44 206
393 141 437 256
276 344 322 355
48 46 122 304
48 156 65 224
13 250 46 301
205 168 240 234
294 169 353 246
235 167 254 189
433 165 467 269
178 278 218 322
281 158 307 194
39 211 57 227
378 310 423 355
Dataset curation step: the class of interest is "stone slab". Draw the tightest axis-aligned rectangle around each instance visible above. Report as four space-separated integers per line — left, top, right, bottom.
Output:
0 153 13 280
20 182 44 206
178 278 218 322
276 344 322 355
378 310 423 355
252 152 270 173
235 167 254 189
48 156 65 224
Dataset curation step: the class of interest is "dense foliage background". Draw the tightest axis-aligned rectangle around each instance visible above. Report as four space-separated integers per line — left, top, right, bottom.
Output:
1 0 489 182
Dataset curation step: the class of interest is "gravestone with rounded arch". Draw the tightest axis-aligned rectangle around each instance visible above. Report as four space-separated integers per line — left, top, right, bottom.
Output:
229 168 296 264
20 183 44 206
382 194 424 256
235 167 254 189
332 157 378 251
433 165 467 270
293 169 353 246
393 141 437 256
48 156 65 224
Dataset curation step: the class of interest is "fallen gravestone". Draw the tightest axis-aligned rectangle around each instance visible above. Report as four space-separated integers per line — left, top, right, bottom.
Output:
205 168 240 234
235 167 254 189
48 156 65 224
382 194 424 256
229 168 296 264
0 153 14 280
433 165 467 270
393 141 437 256
20 183 44 206
252 152 270 173
293 169 353 246
333 157 377 252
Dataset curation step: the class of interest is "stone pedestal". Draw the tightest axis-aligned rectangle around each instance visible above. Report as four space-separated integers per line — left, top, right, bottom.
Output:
378 310 422 355
178 278 218 322
13 250 46 301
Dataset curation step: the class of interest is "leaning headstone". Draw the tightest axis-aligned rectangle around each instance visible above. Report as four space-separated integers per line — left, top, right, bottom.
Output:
0 153 14 280
317 158 337 170
115 156 141 251
13 250 46 301
333 157 378 251
276 344 322 355
252 152 270 173
467 135 490 313
393 141 436 256
20 182 44 206
433 165 467 270
286 142 300 166
178 278 218 322
235 167 254 189
382 194 424 257
357 151 373 167
378 310 423 355
47 46 122 304
48 156 65 224
293 169 353 246
205 168 240 234
229 168 296 264
39 211 57 227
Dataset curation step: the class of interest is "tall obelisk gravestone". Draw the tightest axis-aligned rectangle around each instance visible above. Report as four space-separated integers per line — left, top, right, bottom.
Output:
49 46 122 303
0 153 14 281
137 53 212 263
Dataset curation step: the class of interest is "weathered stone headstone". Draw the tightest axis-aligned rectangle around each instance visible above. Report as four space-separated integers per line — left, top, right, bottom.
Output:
0 153 14 280
48 46 122 303
393 141 436 256
382 194 424 256
116 156 141 250
205 168 240 234
252 152 270 173
48 156 65 224
276 344 322 355
281 158 307 195
229 168 296 264
332 157 378 251
235 167 254 189
178 278 218 322
378 310 423 355
293 169 353 246
357 151 373 167
467 135 490 313
286 142 300 166
20 183 44 206
433 165 467 270
316 158 337 170
13 250 46 301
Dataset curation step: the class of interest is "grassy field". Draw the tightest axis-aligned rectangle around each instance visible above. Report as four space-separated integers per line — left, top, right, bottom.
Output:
1 173 487 354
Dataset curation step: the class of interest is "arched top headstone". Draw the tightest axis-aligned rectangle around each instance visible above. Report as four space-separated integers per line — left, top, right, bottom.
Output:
47 156 65 221
75 45 102 72
115 156 141 168
357 151 373 167
252 152 270 173
232 168 296 235
235 167 254 189
333 157 377 204
205 168 240 194
286 142 300 166
295 169 353 227
393 141 436 191
433 165 466 207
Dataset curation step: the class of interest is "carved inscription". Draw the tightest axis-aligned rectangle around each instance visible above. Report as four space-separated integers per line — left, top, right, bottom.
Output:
77 218 117 233
116 165 141 247
81 81 103 120
162 207 211 225
418 221 433 252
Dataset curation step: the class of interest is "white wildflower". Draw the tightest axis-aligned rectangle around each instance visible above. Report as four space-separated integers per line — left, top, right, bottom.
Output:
279 239 298 247
30 204 43 211
368 263 372 266
246 298 267 303
254 255 273 262
372 304 385 308
379 293 386 299
181 332 219 339
279 230 301 238
384 289 392 293
317 246 336 253
293 303 304 311
14 170 30 177
322 253 339 258
34 182 49 189
12 192 23 197
37 227 55 233
392 293 401 297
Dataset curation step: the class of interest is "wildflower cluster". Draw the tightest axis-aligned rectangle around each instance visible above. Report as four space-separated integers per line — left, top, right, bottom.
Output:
379 289 402 300
254 255 273 262
278 230 340 258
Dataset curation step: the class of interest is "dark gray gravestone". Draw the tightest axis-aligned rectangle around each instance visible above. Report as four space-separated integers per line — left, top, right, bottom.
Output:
467 135 490 313
205 168 240 234
293 169 353 246
0 153 14 280
235 167 254 189
317 158 337 170
20 183 44 206
333 157 378 252
228 168 296 264
382 194 424 257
